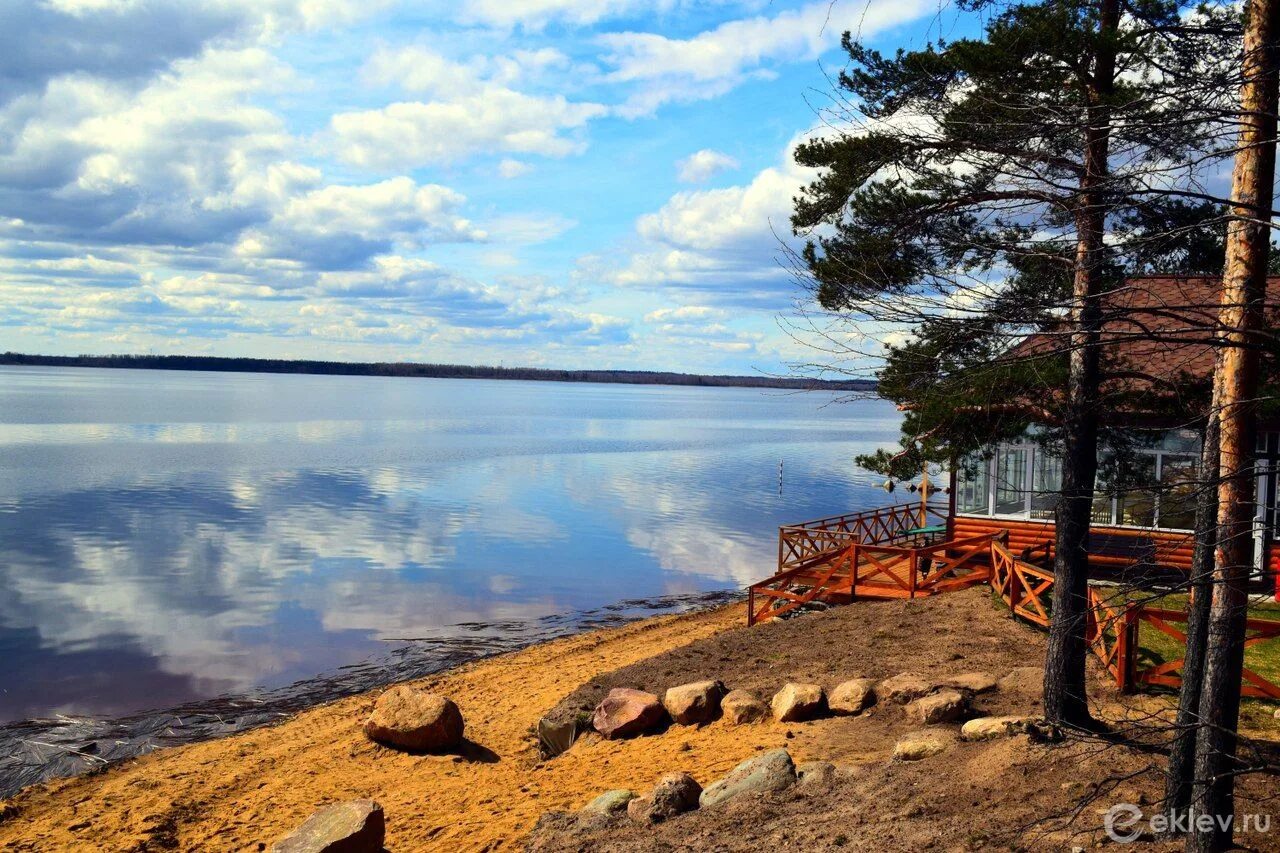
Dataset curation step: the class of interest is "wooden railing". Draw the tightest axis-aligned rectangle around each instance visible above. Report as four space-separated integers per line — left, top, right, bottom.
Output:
777 502 949 572
989 540 1280 698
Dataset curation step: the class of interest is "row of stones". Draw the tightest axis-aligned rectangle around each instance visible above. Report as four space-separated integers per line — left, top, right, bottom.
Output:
593 669 1008 740
572 748 819 828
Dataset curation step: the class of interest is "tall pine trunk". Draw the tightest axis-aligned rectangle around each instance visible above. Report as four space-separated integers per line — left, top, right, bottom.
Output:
1187 0 1279 847
1044 0 1118 728
1163 406 1220 831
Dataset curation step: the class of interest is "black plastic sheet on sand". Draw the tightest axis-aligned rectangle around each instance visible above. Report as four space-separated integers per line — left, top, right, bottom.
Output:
0 589 741 798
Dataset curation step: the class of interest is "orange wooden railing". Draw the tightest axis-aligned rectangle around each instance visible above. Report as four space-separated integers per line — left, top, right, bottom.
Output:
777 502 949 573
989 540 1280 698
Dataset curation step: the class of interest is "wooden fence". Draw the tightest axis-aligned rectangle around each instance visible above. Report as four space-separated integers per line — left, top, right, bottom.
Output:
777 502 948 573
990 540 1280 699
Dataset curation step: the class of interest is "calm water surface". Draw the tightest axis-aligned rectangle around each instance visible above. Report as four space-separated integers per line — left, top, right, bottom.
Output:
0 367 899 725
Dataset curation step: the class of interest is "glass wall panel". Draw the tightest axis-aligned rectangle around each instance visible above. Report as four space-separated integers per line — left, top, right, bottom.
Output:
1159 454 1199 530
1117 454 1157 527
993 446 1028 515
1030 448 1061 520
956 456 991 514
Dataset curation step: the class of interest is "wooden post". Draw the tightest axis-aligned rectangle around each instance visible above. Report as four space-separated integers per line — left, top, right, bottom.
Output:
909 552 918 598
1010 561 1022 615
851 542 860 598
1116 602 1139 692
747 588 755 627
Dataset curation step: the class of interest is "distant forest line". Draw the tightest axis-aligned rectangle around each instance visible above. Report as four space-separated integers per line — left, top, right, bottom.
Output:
0 352 876 392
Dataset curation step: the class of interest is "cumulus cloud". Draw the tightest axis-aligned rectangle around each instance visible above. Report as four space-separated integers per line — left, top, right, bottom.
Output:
497 159 533 179
600 0 931 115
328 46 607 169
587 134 821 306
235 178 485 269
676 149 738 183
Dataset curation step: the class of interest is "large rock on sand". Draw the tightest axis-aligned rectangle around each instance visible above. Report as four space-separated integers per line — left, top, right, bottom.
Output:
626 773 702 823
961 716 1031 741
664 680 725 725
580 789 635 818
771 683 826 722
829 678 876 715
877 672 935 704
271 800 385 853
893 731 952 762
700 749 796 808
905 689 967 724
364 686 463 752
593 688 666 739
721 690 767 724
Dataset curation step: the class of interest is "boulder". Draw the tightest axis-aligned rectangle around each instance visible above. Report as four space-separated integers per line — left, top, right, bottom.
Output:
364 686 464 752
721 690 767 725
626 773 701 823
699 749 796 808
961 716 1030 742
999 667 1045 695
796 761 837 786
537 716 578 758
877 672 935 704
771 683 826 722
828 678 876 716
593 688 666 739
663 680 725 726
942 672 999 694
905 689 967 725
580 789 635 818
271 800 384 853
893 731 951 761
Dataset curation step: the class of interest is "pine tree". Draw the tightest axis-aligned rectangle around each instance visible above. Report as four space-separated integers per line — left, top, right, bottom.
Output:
791 0 1238 726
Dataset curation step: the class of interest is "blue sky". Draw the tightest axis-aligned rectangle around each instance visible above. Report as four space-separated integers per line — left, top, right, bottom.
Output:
0 0 963 374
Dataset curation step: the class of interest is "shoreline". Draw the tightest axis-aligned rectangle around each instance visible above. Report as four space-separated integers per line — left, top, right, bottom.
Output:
0 598 756 851
0 589 741 799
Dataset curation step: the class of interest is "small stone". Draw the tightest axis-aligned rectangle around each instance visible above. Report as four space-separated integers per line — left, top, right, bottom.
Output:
364 686 464 752
700 749 796 808
271 800 384 853
942 672 999 694
877 672 935 704
771 683 826 722
893 731 950 761
663 680 725 725
998 667 1045 695
721 690 767 725
961 716 1029 741
627 773 701 823
1273 708 1280 720
580 790 635 818
828 678 876 716
593 688 666 739
905 689 967 725
796 761 837 786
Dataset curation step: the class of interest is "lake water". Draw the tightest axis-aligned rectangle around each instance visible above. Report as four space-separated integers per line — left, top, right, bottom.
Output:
0 367 898 787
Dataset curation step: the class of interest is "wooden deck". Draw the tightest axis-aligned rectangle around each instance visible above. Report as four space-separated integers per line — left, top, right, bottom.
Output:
750 502 994 624
747 503 1280 700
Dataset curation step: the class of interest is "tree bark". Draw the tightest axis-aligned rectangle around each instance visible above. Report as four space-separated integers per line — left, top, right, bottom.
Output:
1163 406 1220 832
1044 0 1118 728
1187 0 1280 847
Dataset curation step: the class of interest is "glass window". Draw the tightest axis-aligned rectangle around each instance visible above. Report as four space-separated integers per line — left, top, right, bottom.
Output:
993 445 1028 516
956 455 990 514
1116 454 1157 527
1158 454 1199 530
1030 448 1061 520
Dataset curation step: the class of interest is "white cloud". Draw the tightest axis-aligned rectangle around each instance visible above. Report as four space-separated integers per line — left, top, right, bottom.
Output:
497 158 533 179
234 177 485 268
600 0 930 115
454 0 683 30
676 148 738 183
589 134 820 305
329 46 606 169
